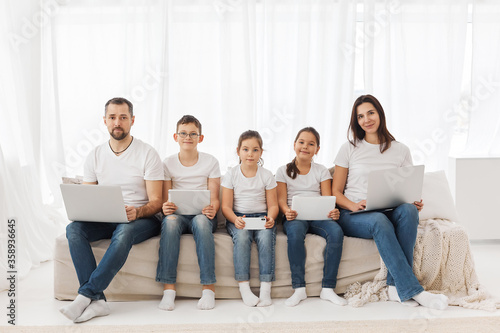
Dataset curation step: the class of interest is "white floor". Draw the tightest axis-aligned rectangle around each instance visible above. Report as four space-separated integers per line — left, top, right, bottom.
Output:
2 241 500 328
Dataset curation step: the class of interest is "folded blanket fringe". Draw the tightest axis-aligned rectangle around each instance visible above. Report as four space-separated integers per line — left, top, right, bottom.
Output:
344 218 500 312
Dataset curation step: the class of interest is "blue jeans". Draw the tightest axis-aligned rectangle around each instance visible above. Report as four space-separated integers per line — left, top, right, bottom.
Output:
66 217 160 300
338 203 423 301
283 218 344 289
226 213 276 282
155 214 217 285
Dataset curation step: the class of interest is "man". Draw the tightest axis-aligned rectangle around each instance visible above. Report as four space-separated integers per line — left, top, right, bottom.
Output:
60 97 163 323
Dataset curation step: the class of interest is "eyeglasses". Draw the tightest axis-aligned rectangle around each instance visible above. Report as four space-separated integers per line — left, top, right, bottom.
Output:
177 132 200 139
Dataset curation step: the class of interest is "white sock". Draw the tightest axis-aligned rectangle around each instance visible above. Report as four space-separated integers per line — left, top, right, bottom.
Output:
59 294 91 321
74 300 110 323
238 281 259 307
320 288 347 306
197 289 215 310
285 287 307 307
159 289 176 311
387 286 419 307
413 291 448 310
257 281 272 307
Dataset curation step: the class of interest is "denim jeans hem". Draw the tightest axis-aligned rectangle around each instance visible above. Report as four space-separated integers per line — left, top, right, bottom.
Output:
235 274 250 282
292 283 306 289
200 278 217 285
78 290 105 301
259 274 275 282
321 282 337 289
399 286 424 302
155 277 176 284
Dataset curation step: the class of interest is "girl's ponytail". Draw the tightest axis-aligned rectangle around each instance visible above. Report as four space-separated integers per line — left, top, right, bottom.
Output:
286 157 300 180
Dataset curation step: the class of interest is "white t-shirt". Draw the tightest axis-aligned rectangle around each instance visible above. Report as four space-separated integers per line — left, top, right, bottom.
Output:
221 165 277 214
334 139 413 203
83 138 164 207
163 152 220 190
275 162 332 208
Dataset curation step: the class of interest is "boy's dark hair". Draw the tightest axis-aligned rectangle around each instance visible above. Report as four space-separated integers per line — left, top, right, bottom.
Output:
104 97 133 116
177 115 202 134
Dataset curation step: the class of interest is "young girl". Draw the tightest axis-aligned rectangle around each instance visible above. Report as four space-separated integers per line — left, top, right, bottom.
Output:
276 127 346 307
332 95 448 310
221 130 278 307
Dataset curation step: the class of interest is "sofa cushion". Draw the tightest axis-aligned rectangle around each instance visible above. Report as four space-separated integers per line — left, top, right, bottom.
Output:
419 171 459 222
54 228 380 301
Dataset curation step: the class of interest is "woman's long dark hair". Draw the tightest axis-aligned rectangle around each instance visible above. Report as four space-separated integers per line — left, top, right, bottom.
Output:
348 94 395 153
286 127 320 179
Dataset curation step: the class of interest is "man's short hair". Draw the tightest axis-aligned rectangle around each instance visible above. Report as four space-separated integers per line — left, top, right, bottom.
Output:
176 115 202 134
104 97 134 116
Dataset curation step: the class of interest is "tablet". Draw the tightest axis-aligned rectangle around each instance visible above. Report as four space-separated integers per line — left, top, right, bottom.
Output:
291 196 336 221
243 217 266 230
168 189 211 215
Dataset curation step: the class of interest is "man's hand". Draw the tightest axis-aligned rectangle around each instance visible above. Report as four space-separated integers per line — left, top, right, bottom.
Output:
202 204 216 220
125 205 138 221
162 202 177 215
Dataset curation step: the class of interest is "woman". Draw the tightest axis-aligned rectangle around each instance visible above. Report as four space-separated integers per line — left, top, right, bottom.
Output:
332 94 448 310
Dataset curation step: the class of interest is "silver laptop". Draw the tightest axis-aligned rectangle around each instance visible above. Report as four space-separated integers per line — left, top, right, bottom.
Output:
60 184 129 223
350 165 425 215
291 196 336 220
168 189 211 215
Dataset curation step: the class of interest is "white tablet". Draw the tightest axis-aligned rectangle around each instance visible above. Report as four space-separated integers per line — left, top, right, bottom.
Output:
168 189 211 215
291 196 336 221
243 217 266 230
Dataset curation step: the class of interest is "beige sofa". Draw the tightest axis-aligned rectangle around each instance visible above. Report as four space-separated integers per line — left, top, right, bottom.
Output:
54 225 380 301
54 170 455 301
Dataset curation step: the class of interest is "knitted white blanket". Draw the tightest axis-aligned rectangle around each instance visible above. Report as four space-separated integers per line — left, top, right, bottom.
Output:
344 218 500 311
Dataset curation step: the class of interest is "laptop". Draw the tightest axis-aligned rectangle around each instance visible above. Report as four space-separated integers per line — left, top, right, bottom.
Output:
168 189 211 215
60 184 129 223
350 165 425 215
291 196 336 220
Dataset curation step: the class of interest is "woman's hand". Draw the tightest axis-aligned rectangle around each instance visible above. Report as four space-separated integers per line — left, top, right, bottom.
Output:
413 199 424 212
265 216 275 228
202 204 216 219
285 209 297 221
235 215 245 229
328 208 340 221
162 201 177 215
351 200 366 212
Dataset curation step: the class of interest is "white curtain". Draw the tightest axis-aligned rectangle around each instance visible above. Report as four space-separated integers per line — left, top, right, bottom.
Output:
464 0 500 156
0 0 66 291
42 0 357 184
363 0 468 171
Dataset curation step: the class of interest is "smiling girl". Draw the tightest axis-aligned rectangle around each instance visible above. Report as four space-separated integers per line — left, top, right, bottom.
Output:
276 127 346 307
221 130 278 307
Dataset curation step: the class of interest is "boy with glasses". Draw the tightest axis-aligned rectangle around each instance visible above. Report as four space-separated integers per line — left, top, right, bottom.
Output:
156 115 221 310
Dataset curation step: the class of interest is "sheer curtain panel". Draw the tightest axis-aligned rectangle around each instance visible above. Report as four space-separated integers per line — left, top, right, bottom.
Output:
363 0 468 171
0 0 66 291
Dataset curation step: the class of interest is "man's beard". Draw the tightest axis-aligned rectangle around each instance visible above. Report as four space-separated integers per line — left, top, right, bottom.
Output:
110 128 129 141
